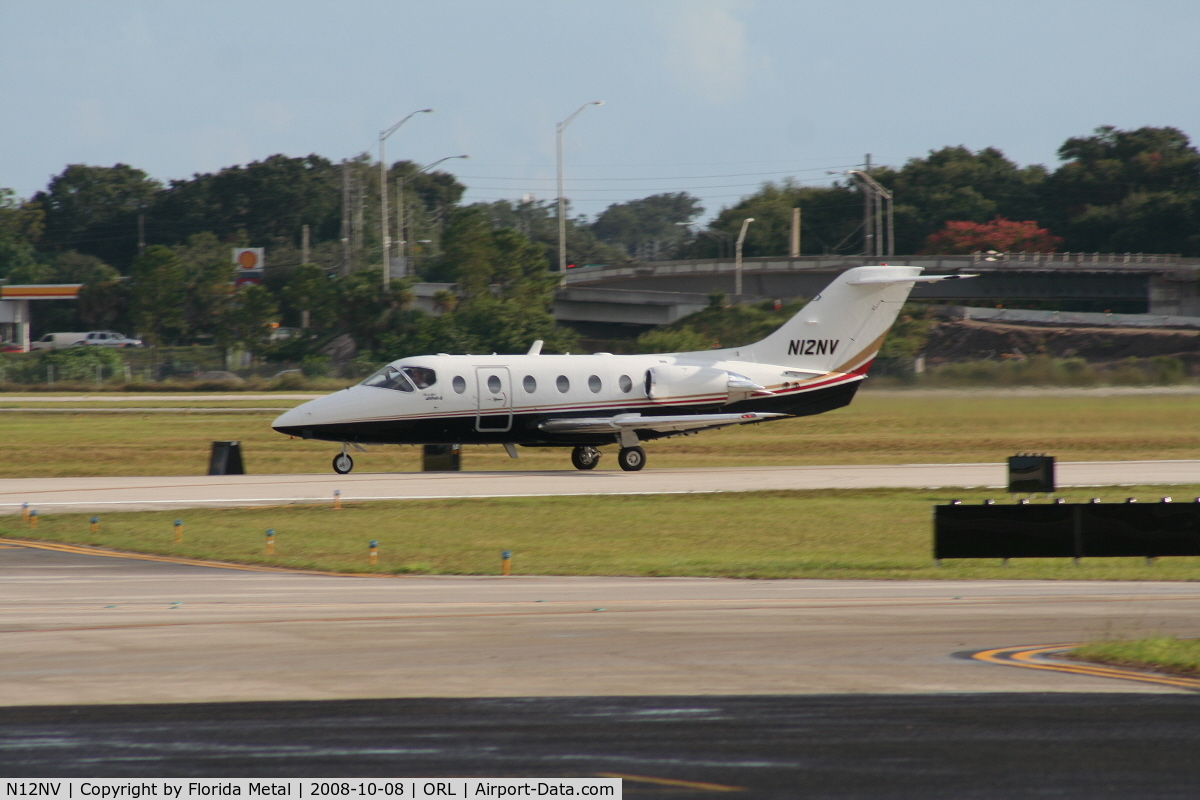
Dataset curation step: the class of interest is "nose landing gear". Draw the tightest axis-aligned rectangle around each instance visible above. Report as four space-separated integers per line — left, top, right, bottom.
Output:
332 443 358 474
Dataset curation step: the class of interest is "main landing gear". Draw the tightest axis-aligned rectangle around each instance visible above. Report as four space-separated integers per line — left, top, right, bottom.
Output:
571 446 602 470
616 446 646 472
332 452 354 474
570 444 645 471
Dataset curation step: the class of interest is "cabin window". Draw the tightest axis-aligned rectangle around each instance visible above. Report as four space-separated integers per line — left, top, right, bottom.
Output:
588 375 602 393
403 366 436 389
523 375 537 393
360 365 415 392
487 375 502 394
556 375 570 393
452 376 466 394
619 374 632 393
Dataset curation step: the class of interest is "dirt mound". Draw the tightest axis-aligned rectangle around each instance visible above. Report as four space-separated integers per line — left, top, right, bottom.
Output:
925 319 1200 362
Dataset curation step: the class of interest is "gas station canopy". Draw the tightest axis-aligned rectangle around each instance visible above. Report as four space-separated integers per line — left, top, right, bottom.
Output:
0 284 83 351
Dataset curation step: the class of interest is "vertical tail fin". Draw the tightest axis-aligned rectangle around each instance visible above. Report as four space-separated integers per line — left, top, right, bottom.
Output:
747 265 926 372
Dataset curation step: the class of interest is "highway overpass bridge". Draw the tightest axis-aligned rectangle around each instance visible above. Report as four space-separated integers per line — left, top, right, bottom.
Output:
553 252 1200 327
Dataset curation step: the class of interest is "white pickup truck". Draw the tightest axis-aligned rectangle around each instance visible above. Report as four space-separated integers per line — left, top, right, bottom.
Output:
30 331 144 350
30 332 87 350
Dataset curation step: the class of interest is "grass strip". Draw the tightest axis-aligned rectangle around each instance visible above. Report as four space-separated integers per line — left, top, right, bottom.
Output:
5 486 1200 581
1069 637 1200 678
2 392 1199 477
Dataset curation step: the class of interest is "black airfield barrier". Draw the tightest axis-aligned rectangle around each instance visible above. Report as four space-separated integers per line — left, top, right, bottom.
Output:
423 444 462 471
1008 454 1055 493
208 441 245 475
934 498 1200 562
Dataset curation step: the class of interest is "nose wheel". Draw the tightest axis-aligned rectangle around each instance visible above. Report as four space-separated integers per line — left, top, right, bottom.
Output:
617 446 646 472
332 453 354 474
571 446 602 470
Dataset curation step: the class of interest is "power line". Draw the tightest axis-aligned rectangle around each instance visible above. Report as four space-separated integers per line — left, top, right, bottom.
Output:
457 164 862 182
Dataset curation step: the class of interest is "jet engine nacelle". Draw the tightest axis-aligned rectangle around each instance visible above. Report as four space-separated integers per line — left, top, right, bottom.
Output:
646 365 762 404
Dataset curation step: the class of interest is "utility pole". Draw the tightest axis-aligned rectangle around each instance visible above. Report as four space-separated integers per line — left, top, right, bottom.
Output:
847 169 893 258
301 224 310 265
352 173 364 273
734 217 755 298
396 175 405 280
557 101 604 279
137 214 146 257
789 207 801 257
340 159 351 276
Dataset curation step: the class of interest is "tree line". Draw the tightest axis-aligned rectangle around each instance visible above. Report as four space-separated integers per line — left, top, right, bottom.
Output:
0 124 1197 365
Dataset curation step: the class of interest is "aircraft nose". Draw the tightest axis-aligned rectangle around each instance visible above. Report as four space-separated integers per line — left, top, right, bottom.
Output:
272 405 305 430
273 394 333 431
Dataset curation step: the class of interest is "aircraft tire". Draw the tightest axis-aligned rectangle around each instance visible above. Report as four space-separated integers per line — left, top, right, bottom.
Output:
617 446 646 472
571 446 602 470
332 453 354 474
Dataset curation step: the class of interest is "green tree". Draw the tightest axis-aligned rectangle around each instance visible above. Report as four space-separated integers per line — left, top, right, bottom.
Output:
151 154 342 248
402 208 577 355
1049 125 1200 205
78 280 131 330
391 160 468 255
171 232 236 341
698 180 861 257
34 164 162 268
50 251 120 284
633 326 717 353
282 262 336 329
469 197 623 269
128 245 187 345
591 192 703 260
332 268 414 352
218 284 279 351
1042 126 1200 254
646 299 807 349
0 187 44 280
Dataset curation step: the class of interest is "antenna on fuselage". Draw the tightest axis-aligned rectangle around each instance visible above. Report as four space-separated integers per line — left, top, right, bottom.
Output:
527 340 544 356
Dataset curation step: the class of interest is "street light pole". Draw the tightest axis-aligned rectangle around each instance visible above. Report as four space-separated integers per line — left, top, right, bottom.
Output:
734 217 755 298
395 154 468 279
557 101 603 279
379 108 433 289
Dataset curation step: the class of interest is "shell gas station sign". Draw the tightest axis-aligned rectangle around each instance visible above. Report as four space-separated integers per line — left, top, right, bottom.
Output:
233 248 265 287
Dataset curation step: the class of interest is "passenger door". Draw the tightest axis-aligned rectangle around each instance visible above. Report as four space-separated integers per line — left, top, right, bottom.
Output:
475 367 513 432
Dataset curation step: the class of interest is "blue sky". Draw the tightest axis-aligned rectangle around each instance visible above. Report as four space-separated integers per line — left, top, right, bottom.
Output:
3 0 1199 221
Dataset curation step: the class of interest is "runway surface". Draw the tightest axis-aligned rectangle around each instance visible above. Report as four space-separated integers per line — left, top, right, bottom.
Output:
7 543 1200 792
6 693 1200 797
3 541 1199 706
2 460 1198 513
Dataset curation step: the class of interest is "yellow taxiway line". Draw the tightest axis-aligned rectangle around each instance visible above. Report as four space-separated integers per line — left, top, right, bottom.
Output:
973 643 1200 691
0 536 309 573
597 773 744 792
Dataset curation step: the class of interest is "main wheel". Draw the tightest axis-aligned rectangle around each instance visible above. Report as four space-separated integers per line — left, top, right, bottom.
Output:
571 446 602 470
332 453 354 474
617 446 646 472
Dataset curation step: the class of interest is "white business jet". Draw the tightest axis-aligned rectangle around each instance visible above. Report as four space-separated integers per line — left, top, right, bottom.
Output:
273 265 968 473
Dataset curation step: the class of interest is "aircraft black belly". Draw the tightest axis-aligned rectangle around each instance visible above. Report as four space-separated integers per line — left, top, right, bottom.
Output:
273 381 860 446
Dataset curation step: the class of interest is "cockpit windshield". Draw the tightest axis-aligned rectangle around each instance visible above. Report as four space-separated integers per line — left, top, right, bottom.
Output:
403 366 436 389
360 365 437 392
360 365 415 392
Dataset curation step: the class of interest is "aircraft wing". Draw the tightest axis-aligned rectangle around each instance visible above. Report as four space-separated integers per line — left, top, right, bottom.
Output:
537 411 785 436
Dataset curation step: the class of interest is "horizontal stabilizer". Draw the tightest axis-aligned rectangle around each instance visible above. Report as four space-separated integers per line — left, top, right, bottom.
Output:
847 274 977 285
538 411 784 436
